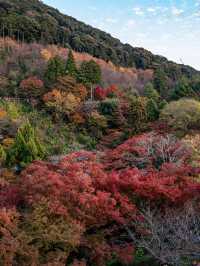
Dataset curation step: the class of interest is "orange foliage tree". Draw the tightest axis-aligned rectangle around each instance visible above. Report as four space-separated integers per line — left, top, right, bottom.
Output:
20 76 44 98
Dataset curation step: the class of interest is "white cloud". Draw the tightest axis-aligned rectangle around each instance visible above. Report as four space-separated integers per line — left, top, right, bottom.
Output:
147 7 156 13
194 11 200 17
171 7 184 16
133 7 144 16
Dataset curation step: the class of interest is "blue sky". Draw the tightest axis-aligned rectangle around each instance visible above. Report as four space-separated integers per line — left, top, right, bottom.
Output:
43 0 200 70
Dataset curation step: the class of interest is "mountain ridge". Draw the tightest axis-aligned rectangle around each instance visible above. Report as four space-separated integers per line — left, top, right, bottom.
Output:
0 0 199 81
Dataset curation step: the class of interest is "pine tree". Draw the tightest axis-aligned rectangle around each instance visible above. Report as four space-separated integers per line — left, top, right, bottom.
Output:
153 69 168 97
7 120 46 167
78 60 102 100
144 82 160 102
127 96 148 132
45 56 65 83
78 60 101 86
65 50 77 77
146 99 159 121
171 78 195 100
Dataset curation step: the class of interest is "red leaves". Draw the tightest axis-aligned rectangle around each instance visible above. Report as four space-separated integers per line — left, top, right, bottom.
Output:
20 151 135 227
117 166 200 203
94 85 118 100
112 244 135 265
0 133 200 265
94 86 107 100
0 178 21 209
105 132 191 171
20 76 44 98
20 76 44 90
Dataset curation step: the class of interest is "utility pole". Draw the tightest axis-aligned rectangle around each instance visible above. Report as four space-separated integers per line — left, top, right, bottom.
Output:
90 85 93 101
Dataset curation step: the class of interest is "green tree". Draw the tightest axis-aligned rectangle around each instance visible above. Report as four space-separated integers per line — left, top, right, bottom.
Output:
78 60 101 84
98 98 124 128
153 69 168 97
78 60 101 100
127 96 148 132
171 78 195 100
160 99 200 134
0 145 6 166
45 56 65 83
146 99 159 121
7 121 46 167
65 50 77 77
144 82 160 102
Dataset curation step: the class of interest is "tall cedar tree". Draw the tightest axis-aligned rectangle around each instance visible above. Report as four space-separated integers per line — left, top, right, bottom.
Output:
144 82 160 102
153 69 168 98
78 60 101 86
65 50 77 77
45 56 65 83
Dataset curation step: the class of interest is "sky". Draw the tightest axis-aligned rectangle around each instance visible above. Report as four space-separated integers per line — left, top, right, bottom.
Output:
43 0 200 70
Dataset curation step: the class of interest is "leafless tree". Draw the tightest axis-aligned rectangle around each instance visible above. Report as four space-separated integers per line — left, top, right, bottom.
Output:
126 202 200 266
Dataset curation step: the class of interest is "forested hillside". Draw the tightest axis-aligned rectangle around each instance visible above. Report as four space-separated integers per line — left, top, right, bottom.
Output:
0 0 199 83
0 36 200 265
0 1 200 265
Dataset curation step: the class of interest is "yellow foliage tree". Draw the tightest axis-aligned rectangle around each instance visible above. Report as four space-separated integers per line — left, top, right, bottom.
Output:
40 48 53 61
43 89 81 117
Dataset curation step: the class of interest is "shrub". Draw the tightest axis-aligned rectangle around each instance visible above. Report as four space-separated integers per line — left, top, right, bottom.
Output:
0 108 7 119
0 118 20 138
0 145 6 165
171 78 195 100
43 89 81 119
0 100 21 120
94 85 118 101
87 111 108 139
0 75 9 97
160 99 200 134
94 86 107 101
54 76 87 100
99 98 118 117
77 133 97 150
98 98 125 129
18 151 136 265
183 133 200 168
105 132 190 171
20 76 44 98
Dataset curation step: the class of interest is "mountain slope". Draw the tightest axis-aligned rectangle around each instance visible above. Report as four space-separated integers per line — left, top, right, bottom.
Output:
0 0 199 81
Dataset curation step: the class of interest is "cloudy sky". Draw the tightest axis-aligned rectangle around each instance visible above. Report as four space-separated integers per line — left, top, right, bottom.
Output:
43 0 200 70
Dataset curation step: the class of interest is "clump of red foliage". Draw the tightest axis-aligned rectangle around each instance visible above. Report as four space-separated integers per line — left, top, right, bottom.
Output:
20 151 136 226
94 85 119 100
20 76 44 91
105 132 191 171
0 134 200 265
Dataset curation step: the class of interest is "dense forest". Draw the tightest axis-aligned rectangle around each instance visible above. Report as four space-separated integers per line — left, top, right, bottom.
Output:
0 0 199 82
0 0 200 266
